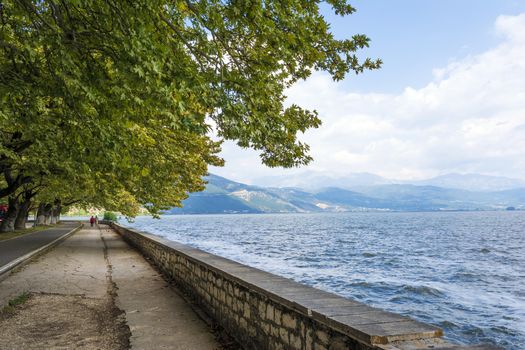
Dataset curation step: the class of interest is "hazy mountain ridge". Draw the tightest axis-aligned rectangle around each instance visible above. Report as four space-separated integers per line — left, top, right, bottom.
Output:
408 173 525 192
254 172 393 190
254 171 525 192
164 174 525 214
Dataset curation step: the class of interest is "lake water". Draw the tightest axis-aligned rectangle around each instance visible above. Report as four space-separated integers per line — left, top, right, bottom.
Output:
124 211 525 349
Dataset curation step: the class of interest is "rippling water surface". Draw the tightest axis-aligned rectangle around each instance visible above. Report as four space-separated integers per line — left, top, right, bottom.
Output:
125 211 525 349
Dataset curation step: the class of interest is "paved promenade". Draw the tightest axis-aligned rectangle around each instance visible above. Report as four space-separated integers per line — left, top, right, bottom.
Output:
0 224 220 349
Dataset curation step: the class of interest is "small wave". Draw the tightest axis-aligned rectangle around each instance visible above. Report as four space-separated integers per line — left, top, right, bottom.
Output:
453 272 481 282
462 325 486 338
402 284 445 297
439 320 458 329
490 325 520 336
351 281 375 288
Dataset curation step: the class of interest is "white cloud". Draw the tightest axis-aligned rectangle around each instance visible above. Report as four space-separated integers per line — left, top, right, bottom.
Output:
211 13 525 183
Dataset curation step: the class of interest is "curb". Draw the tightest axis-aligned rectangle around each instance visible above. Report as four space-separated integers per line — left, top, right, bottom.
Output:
0 223 83 280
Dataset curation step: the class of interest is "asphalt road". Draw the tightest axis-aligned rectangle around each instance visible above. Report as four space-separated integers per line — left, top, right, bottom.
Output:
0 222 80 267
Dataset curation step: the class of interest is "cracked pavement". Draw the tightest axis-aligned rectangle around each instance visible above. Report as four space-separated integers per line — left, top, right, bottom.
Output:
0 224 220 349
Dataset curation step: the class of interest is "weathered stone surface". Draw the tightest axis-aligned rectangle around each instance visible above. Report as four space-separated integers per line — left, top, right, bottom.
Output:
432 346 502 350
282 312 297 329
376 339 503 350
316 329 330 344
331 311 411 326
312 304 376 317
293 296 363 310
352 320 443 344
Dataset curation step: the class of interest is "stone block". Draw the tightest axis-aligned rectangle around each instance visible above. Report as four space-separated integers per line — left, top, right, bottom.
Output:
290 332 303 349
316 330 330 345
261 321 271 334
271 325 280 338
315 342 328 350
239 317 248 330
258 300 267 317
305 329 315 350
300 320 306 338
266 304 274 321
249 324 257 338
282 313 296 330
243 302 251 319
274 307 282 324
274 343 285 350
248 291 259 305
279 327 290 345
237 299 244 313
328 337 349 350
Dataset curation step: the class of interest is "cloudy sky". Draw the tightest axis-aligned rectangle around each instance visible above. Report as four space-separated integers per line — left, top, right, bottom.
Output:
211 1 525 185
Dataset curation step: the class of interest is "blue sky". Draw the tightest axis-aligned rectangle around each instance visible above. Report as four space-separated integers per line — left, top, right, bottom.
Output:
212 1 525 185
325 0 525 93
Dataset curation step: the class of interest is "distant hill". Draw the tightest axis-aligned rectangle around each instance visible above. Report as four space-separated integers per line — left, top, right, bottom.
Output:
408 173 525 192
166 193 260 214
254 172 392 190
164 174 525 214
253 171 525 192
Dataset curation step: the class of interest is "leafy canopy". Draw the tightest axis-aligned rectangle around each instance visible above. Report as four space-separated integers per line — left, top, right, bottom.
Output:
0 0 380 215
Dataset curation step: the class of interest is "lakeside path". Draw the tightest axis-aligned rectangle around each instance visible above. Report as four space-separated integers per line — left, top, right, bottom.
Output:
0 224 220 349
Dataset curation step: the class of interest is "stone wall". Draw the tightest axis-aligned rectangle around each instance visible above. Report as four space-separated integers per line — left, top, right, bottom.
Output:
111 224 491 350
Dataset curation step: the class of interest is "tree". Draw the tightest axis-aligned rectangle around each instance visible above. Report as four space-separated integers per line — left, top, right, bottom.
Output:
0 0 380 230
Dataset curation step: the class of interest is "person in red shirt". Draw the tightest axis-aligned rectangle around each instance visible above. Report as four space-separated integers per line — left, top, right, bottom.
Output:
89 216 95 227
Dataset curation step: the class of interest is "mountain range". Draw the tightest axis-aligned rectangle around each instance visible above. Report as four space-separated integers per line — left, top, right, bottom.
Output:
254 172 525 192
164 173 525 214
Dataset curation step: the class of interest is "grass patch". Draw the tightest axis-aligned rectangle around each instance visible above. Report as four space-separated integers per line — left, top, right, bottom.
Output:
0 225 57 242
0 292 31 318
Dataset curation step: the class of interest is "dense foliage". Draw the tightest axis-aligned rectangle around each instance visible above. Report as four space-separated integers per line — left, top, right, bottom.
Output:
103 211 118 222
0 0 380 232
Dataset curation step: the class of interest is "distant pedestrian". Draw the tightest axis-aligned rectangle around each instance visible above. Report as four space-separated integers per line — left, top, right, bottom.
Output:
89 216 95 227
95 216 99 225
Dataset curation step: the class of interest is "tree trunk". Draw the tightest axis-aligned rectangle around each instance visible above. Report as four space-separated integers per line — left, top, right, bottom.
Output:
56 201 61 223
36 203 45 226
36 202 52 226
14 198 31 230
14 190 34 230
50 200 61 224
0 196 20 233
44 203 53 225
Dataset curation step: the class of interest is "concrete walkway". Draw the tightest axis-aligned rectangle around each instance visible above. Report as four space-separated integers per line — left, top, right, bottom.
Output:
0 224 220 350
